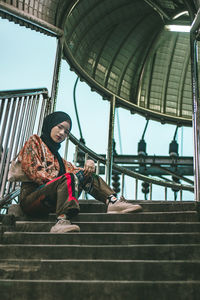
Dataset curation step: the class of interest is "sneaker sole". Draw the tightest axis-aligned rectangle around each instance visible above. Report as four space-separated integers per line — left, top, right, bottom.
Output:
50 226 80 233
107 205 142 214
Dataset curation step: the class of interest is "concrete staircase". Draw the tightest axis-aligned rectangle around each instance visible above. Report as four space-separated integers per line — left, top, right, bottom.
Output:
0 200 200 300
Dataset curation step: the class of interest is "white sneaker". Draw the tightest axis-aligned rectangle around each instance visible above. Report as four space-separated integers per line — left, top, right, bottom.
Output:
107 197 142 214
50 219 80 233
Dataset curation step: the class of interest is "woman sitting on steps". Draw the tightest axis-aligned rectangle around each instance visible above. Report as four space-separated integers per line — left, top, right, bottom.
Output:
18 111 142 233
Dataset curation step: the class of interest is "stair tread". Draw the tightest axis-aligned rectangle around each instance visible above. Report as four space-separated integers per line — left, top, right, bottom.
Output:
0 279 200 283
74 211 197 214
1 243 200 246
4 231 200 235
0 244 199 260
1 200 199 299
1 279 199 300
1 258 200 262
15 221 200 224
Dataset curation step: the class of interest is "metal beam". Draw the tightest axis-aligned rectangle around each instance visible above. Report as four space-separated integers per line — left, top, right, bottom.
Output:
106 95 116 186
77 152 193 166
190 32 200 201
0 2 63 37
51 37 64 112
144 0 171 20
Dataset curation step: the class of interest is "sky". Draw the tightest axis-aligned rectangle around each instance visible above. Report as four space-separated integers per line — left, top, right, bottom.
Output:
0 17 194 200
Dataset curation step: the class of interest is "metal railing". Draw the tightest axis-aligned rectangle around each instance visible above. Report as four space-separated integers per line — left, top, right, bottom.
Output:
0 88 51 203
66 133 194 201
0 87 194 213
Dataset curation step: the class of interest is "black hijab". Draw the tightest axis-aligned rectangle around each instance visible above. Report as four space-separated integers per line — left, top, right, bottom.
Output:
40 111 72 176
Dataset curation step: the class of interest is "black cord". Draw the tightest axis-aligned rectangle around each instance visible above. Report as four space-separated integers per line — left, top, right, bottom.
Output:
173 126 179 141
73 77 85 143
141 119 149 140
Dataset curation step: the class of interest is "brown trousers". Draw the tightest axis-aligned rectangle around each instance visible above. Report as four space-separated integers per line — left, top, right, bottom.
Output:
20 173 114 218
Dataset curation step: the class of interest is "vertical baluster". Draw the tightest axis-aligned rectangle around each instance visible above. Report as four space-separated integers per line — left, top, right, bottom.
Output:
135 178 138 200
14 97 28 154
0 99 13 177
96 160 100 175
5 97 23 195
22 96 32 142
37 96 48 135
0 99 11 157
84 153 89 162
180 189 183 201
18 96 29 147
74 145 78 166
121 173 125 197
0 98 17 197
82 153 89 200
25 95 35 139
29 94 40 135
106 95 116 186
64 136 69 161
149 183 152 201
0 98 6 128
165 187 167 201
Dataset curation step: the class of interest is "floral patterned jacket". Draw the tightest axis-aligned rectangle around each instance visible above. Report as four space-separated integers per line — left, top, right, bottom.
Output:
18 134 79 185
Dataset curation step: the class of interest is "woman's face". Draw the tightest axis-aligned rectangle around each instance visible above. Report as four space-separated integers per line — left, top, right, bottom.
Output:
50 121 70 143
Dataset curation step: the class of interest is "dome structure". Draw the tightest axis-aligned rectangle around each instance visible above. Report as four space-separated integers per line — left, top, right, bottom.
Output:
0 0 198 125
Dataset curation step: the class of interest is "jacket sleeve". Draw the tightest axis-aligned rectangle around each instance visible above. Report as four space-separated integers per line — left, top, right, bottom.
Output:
18 135 59 185
63 159 82 174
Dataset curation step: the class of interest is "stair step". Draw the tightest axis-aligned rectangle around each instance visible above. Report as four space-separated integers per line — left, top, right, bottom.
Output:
1 244 200 260
77 200 198 213
0 280 199 300
1 200 199 300
33 211 199 223
3 232 200 245
70 211 199 222
0 259 200 281
13 221 200 233
3 211 198 223
5 211 199 223
3 201 198 222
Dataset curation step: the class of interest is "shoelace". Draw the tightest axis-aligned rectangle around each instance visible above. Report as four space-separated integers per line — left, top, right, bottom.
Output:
119 196 128 203
57 219 70 225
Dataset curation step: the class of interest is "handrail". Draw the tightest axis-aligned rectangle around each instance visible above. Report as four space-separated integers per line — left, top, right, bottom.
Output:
0 87 49 98
0 189 20 209
0 86 194 211
0 88 51 201
0 124 194 210
68 133 194 193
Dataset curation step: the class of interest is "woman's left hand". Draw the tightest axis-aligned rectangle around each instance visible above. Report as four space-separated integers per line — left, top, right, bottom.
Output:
84 159 95 176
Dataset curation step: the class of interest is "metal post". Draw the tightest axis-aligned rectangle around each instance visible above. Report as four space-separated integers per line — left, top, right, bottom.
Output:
149 183 152 201
121 173 125 197
180 189 183 201
64 136 69 161
50 37 64 112
135 179 138 200
106 95 116 186
74 145 79 166
82 153 89 200
96 160 100 175
164 187 167 201
190 33 200 201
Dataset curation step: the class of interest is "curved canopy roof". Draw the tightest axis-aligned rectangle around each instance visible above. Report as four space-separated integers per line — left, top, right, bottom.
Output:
0 0 199 126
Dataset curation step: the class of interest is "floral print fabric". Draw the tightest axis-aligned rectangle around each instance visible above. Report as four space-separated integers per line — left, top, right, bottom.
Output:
18 134 79 185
